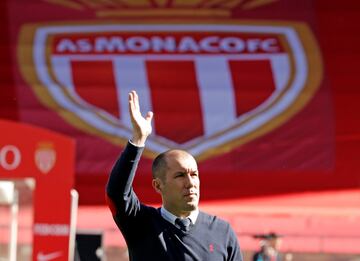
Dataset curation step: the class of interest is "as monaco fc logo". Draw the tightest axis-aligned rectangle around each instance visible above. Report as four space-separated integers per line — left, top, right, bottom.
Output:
19 22 322 160
34 143 56 174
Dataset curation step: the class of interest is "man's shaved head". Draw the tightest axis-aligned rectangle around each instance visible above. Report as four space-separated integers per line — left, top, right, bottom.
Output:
152 151 168 181
152 149 195 181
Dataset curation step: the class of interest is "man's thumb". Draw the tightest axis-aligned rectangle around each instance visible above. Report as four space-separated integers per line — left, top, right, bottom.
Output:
145 111 153 122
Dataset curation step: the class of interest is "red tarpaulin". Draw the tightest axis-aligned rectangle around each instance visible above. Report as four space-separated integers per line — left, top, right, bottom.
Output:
1 0 359 205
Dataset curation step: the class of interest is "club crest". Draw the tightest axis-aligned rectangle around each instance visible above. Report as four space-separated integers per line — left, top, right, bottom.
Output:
34 143 56 174
19 22 322 160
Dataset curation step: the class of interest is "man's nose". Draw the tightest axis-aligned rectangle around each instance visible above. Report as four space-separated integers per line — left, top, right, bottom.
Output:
184 174 195 187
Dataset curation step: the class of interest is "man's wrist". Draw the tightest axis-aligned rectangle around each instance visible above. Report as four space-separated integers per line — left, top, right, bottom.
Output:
129 137 146 147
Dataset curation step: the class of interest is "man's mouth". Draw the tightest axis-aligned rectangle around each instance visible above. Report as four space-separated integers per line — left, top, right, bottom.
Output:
184 192 197 197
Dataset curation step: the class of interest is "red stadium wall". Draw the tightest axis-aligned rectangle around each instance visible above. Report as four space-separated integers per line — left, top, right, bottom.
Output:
0 0 359 205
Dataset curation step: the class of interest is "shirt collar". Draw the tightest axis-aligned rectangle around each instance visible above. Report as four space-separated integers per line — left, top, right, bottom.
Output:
160 207 199 226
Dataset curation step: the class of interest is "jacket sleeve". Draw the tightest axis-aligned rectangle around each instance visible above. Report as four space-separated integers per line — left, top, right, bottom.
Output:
105 141 144 219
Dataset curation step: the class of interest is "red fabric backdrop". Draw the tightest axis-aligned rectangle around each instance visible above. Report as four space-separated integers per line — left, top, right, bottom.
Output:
1 0 359 205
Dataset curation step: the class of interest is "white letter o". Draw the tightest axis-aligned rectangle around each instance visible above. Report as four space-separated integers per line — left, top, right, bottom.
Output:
0 145 21 170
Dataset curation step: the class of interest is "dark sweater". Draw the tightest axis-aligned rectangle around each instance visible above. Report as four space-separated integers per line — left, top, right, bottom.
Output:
106 142 243 261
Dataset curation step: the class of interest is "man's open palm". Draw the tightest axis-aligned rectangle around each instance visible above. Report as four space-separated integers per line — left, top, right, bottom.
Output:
128 90 153 146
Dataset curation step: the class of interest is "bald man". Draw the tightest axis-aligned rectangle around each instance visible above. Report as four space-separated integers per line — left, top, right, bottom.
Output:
106 91 242 261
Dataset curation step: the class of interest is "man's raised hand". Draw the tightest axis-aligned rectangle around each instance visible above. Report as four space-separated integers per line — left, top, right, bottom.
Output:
128 90 153 146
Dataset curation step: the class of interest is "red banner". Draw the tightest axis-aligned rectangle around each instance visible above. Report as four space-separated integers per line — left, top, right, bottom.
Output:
0 120 75 261
1 0 360 205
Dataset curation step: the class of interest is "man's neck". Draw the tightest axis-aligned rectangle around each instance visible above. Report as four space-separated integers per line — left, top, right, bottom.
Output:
161 207 199 225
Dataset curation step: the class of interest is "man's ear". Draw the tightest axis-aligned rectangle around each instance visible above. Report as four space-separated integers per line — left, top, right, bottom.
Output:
152 178 162 194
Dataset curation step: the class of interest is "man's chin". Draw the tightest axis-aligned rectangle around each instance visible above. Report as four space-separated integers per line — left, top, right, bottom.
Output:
184 201 199 211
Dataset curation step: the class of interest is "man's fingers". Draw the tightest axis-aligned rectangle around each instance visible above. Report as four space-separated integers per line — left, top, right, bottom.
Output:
128 91 135 115
128 90 153 143
133 90 140 111
128 90 141 112
129 90 140 115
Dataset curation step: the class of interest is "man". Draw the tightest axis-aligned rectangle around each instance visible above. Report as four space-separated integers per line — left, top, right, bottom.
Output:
106 90 242 260
253 233 283 261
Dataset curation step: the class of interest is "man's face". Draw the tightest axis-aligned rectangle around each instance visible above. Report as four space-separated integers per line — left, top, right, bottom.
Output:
158 150 200 217
268 238 282 250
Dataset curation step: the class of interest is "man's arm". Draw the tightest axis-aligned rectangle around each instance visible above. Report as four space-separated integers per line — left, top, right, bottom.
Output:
105 90 153 217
